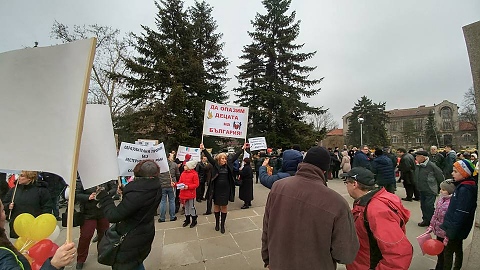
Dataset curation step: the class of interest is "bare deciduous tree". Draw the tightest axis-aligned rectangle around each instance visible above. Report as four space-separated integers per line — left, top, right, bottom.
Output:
306 111 339 132
51 21 132 119
460 86 477 130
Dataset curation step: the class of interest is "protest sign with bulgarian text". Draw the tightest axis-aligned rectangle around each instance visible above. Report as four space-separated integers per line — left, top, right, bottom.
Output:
203 100 249 139
118 142 169 176
248 137 268 151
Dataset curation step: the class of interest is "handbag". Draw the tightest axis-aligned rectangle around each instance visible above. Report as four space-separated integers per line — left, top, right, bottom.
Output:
61 208 85 227
416 232 432 255
97 190 161 266
234 175 242 186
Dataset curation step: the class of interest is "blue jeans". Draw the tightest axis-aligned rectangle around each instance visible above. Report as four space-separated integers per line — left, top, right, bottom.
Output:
159 188 176 221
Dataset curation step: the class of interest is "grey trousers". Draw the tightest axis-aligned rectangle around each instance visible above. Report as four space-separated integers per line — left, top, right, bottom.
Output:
184 199 197 216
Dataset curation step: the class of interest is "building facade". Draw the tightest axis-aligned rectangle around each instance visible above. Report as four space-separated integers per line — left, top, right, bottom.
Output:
342 100 477 150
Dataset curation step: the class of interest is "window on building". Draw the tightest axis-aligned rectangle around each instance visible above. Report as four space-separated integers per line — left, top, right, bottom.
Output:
392 136 398 143
462 133 472 142
416 137 423 144
415 119 423 131
441 107 453 130
443 134 453 145
391 121 397 131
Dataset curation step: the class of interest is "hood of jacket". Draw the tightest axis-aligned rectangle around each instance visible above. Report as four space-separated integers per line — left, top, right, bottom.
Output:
373 154 391 166
281 149 303 172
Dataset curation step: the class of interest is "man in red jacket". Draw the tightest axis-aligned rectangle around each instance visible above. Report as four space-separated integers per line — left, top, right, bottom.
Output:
343 167 413 270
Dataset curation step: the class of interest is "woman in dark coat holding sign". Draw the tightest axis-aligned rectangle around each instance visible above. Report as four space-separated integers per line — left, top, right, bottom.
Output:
95 160 162 270
200 143 249 234
239 157 254 209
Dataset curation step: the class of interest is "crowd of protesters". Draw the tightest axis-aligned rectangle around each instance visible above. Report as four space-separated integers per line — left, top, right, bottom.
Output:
1 142 478 269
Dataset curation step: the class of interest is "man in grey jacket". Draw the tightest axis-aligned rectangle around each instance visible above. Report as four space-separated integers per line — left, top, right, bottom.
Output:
262 146 359 270
413 151 444 227
158 155 180 222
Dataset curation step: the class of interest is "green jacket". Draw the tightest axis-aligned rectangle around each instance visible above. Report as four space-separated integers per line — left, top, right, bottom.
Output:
414 159 444 195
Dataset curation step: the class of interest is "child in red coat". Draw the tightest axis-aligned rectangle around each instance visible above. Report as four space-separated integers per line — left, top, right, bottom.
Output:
178 160 200 228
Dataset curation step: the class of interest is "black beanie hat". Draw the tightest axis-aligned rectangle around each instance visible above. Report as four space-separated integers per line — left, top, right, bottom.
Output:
303 146 331 171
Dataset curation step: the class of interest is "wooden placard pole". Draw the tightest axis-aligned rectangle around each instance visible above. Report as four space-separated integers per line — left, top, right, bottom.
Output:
66 38 97 243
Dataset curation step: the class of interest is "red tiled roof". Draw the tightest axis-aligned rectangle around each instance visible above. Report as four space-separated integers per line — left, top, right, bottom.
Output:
327 128 343 136
459 121 476 131
387 105 434 118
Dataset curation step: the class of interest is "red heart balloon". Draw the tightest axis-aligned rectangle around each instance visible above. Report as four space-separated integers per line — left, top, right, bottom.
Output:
31 261 43 270
28 239 55 264
423 239 444 255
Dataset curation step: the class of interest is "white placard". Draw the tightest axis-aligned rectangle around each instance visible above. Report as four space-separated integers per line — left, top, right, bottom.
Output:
0 39 95 181
202 100 249 139
117 142 169 176
248 137 268 151
135 139 158 146
176 146 201 162
77 104 120 189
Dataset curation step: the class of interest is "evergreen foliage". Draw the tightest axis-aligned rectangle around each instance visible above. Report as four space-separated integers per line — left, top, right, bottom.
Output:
424 110 440 147
347 96 389 147
402 119 416 149
233 0 324 149
116 0 229 148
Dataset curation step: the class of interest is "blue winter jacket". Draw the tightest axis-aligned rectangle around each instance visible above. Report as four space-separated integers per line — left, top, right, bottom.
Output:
0 247 61 269
260 149 303 189
371 154 396 186
440 178 478 240
352 151 372 171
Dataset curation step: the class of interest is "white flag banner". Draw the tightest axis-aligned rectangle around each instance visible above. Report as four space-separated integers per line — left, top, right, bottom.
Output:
203 100 249 139
117 142 169 176
176 146 201 162
248 137 268 151
77 104 119 189
0 38 95 181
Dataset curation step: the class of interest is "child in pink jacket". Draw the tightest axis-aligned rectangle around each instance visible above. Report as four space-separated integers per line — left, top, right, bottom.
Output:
426 180 455 270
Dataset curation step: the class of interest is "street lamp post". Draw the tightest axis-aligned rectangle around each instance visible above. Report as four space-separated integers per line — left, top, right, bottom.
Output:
358 117 364 146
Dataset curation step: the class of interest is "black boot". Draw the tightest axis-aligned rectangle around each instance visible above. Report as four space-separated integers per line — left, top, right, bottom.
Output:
214 212 220 231
190 215 198 228
183 215 191 227
220 212 227 234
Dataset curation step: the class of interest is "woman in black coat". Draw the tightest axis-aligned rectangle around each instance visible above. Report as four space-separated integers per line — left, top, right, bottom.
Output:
200 143 249 234
74 177 116 269
96 160 162 270
2 171 53 238
239 157 254 209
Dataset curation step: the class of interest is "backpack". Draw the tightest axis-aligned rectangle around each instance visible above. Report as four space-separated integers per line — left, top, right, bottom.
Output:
363 191 405 269
0 247 25 270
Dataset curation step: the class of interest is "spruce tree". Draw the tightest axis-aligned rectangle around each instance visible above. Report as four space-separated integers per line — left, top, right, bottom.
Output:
118 0 229 147
234 0 323 148
425 111 440 147
347 96 389 147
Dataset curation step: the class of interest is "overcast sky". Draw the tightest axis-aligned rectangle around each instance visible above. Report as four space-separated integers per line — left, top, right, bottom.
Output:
1 0 479 126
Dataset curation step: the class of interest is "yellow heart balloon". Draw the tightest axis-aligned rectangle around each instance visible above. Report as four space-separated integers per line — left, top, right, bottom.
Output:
14 237 37 252
30 214 57 241
13 213 35 238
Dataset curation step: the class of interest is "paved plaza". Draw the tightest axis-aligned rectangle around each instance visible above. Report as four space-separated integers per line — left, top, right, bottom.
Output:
12 179 474 269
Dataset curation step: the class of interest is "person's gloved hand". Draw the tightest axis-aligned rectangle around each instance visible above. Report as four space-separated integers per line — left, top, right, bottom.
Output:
94 186 108 201
426 226 433 234
443 237 449 246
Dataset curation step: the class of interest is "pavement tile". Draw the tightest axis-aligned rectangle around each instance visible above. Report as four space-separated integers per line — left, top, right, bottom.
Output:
225 208 257 219
224 217 257 234
160 261 206 270
165 226 200 245
249 216 263 229
199 234 241 260
205 254 254 270
196 223 224 240
242 248 264 269
232 229 262 251
159 241 204 269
